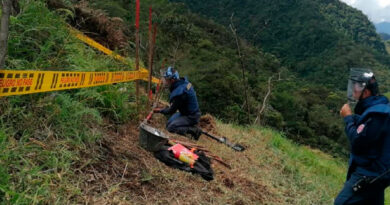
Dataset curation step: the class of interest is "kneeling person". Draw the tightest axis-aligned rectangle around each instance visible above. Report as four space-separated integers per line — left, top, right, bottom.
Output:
154 67 202 140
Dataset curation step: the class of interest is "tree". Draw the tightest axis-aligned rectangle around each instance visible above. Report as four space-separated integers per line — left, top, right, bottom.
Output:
230 14 250 123
254 76 273 125
0 0 12 68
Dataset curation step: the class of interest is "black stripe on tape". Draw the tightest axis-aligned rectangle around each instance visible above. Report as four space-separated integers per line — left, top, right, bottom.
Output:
39 74 44 89
89 73 93 85
51 74 56 88
35 74 41 90
81 73 85 85
54 74 59 88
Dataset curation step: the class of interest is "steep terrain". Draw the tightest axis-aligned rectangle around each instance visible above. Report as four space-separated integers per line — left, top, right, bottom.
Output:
171 0 390 88
2 1 390 204
84 0 354 157
164 0 390 157
380 33 390 41
376 22 390 35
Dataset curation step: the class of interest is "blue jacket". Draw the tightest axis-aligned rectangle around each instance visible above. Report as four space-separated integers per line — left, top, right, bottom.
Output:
344 96 390 177
160 78 200 116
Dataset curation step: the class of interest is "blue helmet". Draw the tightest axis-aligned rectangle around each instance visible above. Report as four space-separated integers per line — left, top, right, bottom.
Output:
164 66 180 80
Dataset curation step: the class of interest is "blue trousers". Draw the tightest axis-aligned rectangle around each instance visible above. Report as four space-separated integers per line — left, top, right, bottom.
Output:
334 172 390 205
166 112 200 135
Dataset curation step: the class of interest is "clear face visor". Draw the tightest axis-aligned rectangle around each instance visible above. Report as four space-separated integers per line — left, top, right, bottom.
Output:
347 80 366 102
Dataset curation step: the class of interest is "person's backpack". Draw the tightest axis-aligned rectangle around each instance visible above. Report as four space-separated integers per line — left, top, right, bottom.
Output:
154 145 214 181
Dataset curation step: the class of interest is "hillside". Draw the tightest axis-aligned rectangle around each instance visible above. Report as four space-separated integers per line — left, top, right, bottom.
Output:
0 110 350 204
163 0 390 156
171 0 390 88
2 0 390 204
0 1 351 204
0 3 350 200
0 3 350 203
380 33 390 41
376 22 390 35
127 0 354 156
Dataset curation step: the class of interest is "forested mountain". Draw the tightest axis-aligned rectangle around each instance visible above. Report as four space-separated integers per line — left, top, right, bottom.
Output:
5 0 388 158
170 0 390 89
376 22 390 35
2 0 390 203
4 0 389 168
77 0 390 156
380 33 390 41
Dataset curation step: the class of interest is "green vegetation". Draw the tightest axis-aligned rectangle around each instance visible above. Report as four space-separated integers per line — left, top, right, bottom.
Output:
78 0 352 156
380 33 390 41
152 0 390 155
213 123 347 204
217 123 389 204
0 1 140 203
171 0 389 88
1 0 389 203
376 22 390 36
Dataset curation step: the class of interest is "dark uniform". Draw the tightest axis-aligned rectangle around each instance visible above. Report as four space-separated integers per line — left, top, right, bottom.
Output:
335 96 390 204
160 77 201 139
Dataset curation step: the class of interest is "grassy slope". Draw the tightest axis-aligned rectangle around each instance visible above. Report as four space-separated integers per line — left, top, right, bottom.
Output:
212 123 346 204
3 107 389 204
1 1 389 204
198 121 390 204
75 116 349 204
0 1 140 204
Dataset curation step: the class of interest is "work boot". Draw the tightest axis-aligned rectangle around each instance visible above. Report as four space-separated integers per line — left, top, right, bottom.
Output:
187 126 202 141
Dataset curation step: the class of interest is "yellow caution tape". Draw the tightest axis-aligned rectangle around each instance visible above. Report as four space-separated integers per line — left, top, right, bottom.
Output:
69 28 129 64
0 69 150 97
0 28 162 97
69 27 161 84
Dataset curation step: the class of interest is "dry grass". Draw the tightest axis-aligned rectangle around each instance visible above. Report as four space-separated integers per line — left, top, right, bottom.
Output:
69 114 349 204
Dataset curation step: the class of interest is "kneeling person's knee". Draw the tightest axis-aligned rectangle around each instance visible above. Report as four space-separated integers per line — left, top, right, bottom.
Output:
166 122 177 133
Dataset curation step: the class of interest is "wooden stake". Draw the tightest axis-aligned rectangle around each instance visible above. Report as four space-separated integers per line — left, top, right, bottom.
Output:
149 24 158 105
135 0 140 119
147 6 153 109
0 0 12 69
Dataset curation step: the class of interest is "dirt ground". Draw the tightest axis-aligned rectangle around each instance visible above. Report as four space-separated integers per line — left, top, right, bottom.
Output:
72 113 278 204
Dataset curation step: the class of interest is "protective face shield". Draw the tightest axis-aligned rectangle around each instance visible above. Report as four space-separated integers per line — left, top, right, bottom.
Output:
347 68 374 102
347 80 367 101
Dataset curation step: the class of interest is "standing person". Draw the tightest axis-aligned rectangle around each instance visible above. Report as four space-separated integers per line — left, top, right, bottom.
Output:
335 68 390 205
154 67 202 140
